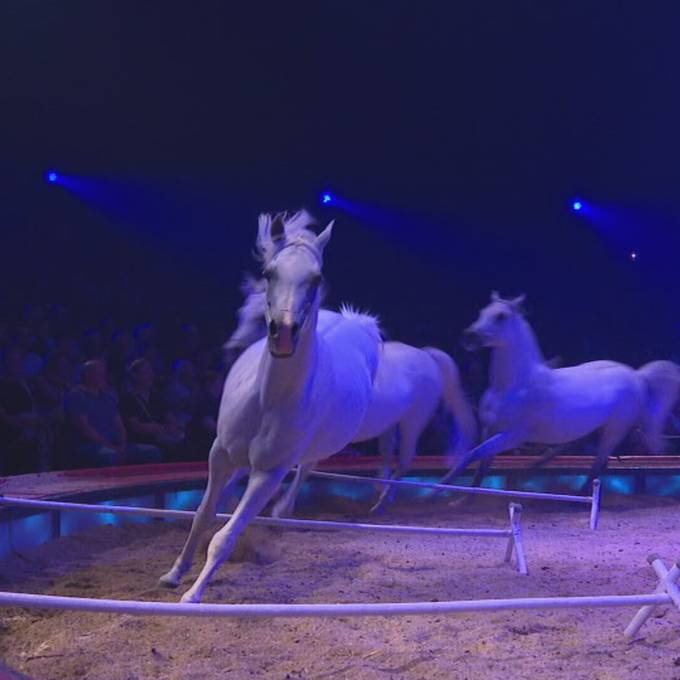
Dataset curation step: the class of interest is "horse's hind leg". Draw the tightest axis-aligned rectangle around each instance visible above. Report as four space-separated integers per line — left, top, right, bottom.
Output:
588 419 633 490
181 464 289 603
159 440 238 588
271 462 312 518
370 427 400 513
372 402 434 514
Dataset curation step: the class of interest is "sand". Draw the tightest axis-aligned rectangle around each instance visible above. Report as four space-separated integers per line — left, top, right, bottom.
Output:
1 491 680 680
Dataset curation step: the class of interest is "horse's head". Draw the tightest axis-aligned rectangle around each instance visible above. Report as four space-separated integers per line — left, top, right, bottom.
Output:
462 291 526 351
256 210 332 358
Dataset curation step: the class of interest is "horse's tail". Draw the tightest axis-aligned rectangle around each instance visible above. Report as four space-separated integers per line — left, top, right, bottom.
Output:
423 347 478 459
637 360 680 453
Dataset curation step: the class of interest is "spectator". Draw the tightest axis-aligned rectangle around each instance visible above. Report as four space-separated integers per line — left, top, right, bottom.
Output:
12 325 44 378
164 359 199 419
35 352 73 422
0 347 49 474
121 358 184 454
65 360 161 468
185 368 224 459
108 330 135 390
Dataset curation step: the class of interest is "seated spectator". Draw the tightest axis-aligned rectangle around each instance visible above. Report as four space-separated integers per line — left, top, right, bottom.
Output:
35 352 73 422
108 330 135 390
185 368 224 459
0 347 49 474
11 325 44 378
65 360 161 468
164 359 199 421
121 358 184 453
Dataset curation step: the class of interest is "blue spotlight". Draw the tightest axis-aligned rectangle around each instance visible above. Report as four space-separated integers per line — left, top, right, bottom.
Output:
46 171 58 183
629 251 638 261
321 192 333 205
571 199 583 212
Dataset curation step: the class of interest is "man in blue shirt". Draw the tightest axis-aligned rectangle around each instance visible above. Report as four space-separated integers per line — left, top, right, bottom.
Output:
65 360 160 468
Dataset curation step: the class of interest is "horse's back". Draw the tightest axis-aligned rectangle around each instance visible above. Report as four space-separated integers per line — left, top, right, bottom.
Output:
353 342 441 442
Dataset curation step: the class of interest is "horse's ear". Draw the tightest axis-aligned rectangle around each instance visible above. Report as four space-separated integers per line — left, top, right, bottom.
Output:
510 294 527 311
270 213 286 243
315 220 334 253
491 290 501 302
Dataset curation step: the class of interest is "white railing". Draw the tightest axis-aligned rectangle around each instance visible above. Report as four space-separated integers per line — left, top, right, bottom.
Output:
0 554 675 641
308 471 602 529
0 495 528 574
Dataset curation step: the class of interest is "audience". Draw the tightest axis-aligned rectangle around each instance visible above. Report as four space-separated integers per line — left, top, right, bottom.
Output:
121 358 185 454
0 305 234 474
1 299 679 475
0 347 49 474
65 360 161 468
185 368 224 459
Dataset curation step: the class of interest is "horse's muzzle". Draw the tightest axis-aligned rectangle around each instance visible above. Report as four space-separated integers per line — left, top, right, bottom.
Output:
461 328 483 352
268 319 300 358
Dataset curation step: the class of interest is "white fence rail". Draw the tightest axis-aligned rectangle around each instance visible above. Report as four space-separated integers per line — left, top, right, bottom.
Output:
0 554 676 641
0 495 528 574
308 471 602 529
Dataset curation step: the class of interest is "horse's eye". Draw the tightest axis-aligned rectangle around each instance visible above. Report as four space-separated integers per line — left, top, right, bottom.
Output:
494 312 508 323
309 274 322 288
263 269 273 281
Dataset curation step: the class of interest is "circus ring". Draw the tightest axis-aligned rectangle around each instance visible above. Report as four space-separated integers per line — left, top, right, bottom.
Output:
2 455 680 679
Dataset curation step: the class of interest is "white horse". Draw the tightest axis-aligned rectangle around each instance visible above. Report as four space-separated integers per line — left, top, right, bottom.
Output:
224 276 478 516
159 211 382 603
441 292 680 486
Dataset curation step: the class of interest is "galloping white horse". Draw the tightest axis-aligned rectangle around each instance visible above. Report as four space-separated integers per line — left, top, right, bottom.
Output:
224 277 478 516
159 211 382 603
442 292 680 485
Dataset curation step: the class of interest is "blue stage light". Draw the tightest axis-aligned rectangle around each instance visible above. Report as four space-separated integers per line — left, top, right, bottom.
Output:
321 192 333 205
572 200 583 212
630 251 638 261
46 171 58 183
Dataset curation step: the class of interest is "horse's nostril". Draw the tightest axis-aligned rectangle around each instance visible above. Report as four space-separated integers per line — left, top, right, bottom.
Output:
268 320 278 336
291 323 300 337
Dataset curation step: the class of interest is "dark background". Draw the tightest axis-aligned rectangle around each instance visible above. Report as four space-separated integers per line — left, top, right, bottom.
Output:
1 1 679 366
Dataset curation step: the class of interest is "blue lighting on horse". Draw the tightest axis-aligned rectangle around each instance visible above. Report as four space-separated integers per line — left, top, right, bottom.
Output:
321 192 333 205
46 171 58 183
572 200 583 212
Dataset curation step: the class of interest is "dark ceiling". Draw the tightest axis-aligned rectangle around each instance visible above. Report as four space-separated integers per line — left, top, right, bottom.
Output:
2 1 679 363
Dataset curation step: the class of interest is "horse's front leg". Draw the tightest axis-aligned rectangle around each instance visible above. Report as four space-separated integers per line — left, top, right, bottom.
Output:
181 463 289 603
438 431 525 486
159 440 238 588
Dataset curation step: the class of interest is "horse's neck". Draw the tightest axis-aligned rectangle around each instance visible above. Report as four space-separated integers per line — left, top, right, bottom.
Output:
258 306 320 409
491 318 545 391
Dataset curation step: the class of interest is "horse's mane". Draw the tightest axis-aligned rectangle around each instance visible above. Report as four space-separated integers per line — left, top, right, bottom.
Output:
339 304 382 342
255 209 319 263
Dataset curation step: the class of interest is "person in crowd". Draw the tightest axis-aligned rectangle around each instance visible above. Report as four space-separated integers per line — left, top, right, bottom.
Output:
108 329 136 390
11 324 44 378
65 360 161 468
35 353 73 420
185 368 224 459
120 358 184 455
0 347 49 474
164 359 199 421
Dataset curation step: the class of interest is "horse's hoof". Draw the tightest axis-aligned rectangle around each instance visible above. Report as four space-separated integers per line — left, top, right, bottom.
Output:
158 572 181 589
180 590 201 604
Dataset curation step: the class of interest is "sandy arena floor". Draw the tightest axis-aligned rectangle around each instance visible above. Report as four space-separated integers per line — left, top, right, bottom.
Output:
1 490 680 680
